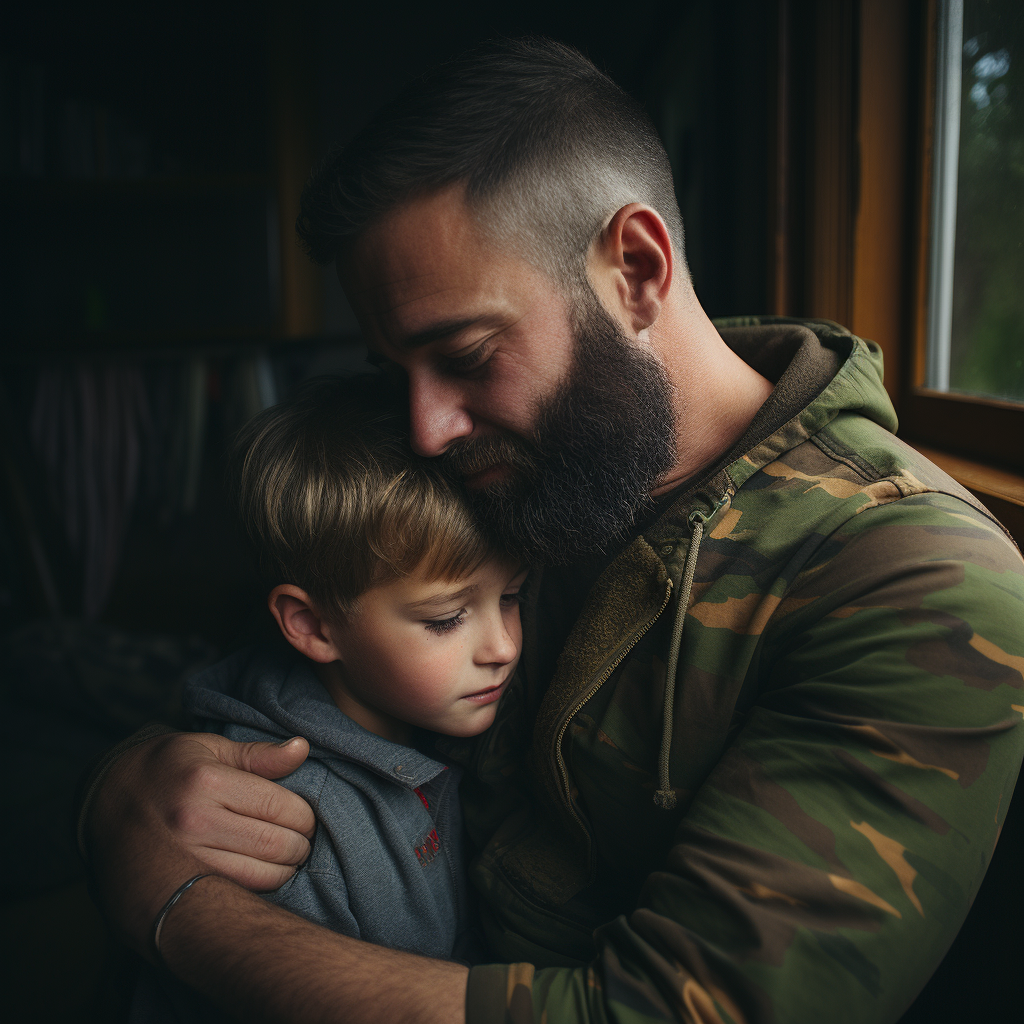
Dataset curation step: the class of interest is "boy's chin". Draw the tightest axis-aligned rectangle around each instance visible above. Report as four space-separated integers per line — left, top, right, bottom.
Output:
438 707 500 739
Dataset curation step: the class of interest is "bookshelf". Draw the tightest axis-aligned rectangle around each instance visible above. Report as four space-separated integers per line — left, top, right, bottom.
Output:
0 0 323 351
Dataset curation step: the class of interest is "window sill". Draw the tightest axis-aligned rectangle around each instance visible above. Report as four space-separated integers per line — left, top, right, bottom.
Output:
910 444 1024 547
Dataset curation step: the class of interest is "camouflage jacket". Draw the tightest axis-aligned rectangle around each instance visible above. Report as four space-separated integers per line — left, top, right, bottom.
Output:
450 318 1024 1024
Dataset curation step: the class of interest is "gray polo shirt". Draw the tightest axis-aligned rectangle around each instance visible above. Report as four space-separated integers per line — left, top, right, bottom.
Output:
132 645 477 1023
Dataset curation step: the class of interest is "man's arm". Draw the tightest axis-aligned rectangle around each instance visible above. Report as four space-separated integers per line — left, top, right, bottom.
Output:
86 495 1024 1024
156 877 468 1024
84 725 475 1024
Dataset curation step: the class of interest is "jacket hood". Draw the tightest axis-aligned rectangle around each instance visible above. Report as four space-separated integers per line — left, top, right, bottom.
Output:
713 316 897 490
185 646 447 788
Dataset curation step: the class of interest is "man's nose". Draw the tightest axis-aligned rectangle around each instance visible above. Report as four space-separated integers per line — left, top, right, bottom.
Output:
408 372 473 457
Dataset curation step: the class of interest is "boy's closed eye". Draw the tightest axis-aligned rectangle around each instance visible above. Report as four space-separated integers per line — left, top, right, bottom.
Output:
425 612 465 635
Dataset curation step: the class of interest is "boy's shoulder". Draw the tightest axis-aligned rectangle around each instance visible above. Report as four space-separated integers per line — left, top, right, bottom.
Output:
185 644 332 746
187 644 454 793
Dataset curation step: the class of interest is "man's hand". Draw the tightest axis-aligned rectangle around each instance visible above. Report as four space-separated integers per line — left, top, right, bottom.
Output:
85 730 315 951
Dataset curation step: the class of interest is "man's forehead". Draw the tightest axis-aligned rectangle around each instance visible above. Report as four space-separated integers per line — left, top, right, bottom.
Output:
342 258 497 342
346 185 478 275
339 195 537 343
342 196 475 293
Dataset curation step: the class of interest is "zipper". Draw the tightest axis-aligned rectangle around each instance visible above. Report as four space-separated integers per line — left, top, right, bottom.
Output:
553 575 674 850
551 493 729 843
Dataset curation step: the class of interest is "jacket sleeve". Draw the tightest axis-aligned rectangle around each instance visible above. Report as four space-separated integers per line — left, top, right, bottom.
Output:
465 494 1024 1024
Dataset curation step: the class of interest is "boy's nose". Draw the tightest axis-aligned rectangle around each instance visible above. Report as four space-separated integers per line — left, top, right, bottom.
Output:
478 620 519 667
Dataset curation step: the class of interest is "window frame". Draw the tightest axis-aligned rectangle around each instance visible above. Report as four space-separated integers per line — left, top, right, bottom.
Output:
769 0 1024 539
902 0 1024 474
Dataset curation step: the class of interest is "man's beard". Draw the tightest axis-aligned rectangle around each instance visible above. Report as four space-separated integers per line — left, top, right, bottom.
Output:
439 290 677 565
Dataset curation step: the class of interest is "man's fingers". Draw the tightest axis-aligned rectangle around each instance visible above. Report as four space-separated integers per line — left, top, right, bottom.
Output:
217 765 317 840
186 733 317 839
85 731 318 948
196 849 302 893
192 731 310 779
173 802 313 869
232 736 311 780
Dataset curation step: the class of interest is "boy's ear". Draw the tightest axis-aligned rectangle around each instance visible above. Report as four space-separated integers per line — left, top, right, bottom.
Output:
268 585 343 664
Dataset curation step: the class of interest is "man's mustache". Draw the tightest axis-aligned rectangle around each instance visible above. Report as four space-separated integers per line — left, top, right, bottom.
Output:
439 434 540 484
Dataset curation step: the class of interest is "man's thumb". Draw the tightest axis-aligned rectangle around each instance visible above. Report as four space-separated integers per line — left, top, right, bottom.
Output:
233 736 310 779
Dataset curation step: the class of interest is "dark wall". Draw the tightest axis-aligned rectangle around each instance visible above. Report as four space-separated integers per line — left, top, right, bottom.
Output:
3 0 776 337
309 0 774 329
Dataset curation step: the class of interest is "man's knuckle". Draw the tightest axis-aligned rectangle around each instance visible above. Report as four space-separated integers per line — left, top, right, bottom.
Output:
168 802 210 837
249 826 284 862
237 740 263 769
254 782 299 826
253 786 280 822
184 760 224 795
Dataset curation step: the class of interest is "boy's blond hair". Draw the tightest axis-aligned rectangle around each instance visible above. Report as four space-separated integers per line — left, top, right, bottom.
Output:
232 375 495 618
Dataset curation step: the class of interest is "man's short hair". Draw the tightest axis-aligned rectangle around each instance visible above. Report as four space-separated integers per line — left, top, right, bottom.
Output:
231 375 495 618
297 37 685 288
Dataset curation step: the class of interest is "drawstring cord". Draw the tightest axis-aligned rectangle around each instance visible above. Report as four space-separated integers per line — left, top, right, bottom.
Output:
654 498 726 809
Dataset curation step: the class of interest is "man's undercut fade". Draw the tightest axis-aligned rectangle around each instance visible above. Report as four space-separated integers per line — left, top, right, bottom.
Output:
231 376 496 621
297 37 686 289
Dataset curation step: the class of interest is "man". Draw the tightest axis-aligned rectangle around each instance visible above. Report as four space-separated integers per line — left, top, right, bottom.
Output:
83 39 1024 1024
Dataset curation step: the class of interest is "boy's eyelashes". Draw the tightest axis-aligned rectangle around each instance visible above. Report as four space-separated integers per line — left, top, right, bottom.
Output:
424 611 466 635
423 591 522 635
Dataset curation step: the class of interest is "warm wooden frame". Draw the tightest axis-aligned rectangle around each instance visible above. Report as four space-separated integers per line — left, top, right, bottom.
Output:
900 0 1024 476
771 0 1024 541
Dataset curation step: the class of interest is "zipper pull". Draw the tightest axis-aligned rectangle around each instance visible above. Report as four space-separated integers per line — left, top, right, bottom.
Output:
688 493 730 529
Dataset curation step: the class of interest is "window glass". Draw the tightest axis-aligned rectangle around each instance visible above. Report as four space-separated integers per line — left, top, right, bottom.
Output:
927 0 1024 403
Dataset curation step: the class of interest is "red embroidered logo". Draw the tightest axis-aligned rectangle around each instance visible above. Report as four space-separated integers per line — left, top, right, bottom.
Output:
414 828 441 866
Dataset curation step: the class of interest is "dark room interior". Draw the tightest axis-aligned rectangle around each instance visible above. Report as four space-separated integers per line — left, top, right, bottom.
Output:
2 1 1021 1021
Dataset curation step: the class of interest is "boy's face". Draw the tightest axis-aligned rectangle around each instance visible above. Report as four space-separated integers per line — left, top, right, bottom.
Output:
320 558 527 744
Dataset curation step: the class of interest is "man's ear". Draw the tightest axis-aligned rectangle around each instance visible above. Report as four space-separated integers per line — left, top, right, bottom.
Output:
268 584 344 664
590 203 674 334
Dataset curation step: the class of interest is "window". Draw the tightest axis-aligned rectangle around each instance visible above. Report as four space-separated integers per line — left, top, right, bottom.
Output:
770 0 1024 538
926 0 1024 404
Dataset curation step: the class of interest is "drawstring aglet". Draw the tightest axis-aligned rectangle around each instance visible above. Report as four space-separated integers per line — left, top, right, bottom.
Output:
653 789 678 810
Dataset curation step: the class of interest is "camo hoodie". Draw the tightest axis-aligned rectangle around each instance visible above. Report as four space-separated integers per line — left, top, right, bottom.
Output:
452 318 1024 1024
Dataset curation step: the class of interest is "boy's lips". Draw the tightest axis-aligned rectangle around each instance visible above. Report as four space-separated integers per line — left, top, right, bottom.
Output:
461 677 510 705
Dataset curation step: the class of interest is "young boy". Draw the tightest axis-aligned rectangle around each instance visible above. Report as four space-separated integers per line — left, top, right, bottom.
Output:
132 375 525 1022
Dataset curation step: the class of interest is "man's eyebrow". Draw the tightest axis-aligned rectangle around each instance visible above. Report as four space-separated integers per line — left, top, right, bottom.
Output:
400 315 500 351
408 583 480 609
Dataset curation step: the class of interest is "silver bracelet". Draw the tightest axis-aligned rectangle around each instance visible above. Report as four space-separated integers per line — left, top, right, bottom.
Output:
151 874 213 961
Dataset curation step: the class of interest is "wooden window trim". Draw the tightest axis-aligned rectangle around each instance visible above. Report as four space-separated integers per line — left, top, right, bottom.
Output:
772 0 1024 540
914 443 1024 544
898 0 1024 476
